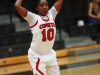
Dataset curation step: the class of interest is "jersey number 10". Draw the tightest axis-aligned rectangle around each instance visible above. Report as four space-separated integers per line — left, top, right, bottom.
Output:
42 28 54 42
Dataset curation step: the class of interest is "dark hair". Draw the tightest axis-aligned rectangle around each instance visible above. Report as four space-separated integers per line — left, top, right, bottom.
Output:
32 0 41 14
32 0 48 14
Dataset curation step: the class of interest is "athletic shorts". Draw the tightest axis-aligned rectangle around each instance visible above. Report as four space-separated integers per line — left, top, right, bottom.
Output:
28 48 60 75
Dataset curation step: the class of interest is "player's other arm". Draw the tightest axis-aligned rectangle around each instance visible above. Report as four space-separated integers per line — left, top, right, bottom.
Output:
54 0 63 12
15 0 27 17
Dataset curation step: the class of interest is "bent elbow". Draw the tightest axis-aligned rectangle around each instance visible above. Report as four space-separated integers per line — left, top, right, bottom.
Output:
14 3 21 9
14 4 19 9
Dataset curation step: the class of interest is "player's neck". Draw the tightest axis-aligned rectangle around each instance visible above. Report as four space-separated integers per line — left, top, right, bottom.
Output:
39 15 49 21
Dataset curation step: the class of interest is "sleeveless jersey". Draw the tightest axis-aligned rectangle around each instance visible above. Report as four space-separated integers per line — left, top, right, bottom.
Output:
24 6 58 54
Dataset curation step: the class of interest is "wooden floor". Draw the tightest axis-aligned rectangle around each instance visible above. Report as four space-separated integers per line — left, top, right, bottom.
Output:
58 52 100 66
0 44 100 75
0 52 100 75
1 64 100 75
60 64 100 75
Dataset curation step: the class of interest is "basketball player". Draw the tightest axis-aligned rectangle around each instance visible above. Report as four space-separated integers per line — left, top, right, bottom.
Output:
15 0 63 75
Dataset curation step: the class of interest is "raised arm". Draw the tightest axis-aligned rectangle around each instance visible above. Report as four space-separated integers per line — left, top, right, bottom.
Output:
15 0 27 17
88 2 97 19
54 0 63 12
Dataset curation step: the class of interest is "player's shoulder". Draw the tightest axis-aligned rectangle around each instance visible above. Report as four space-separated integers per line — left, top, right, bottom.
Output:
48 6 55 12
27 10 39 17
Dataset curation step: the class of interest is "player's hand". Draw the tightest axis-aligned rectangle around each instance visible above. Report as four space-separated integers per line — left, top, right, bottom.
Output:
96 16 100 20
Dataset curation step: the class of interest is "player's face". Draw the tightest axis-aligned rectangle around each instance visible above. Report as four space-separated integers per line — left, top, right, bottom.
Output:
36 0 49 16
